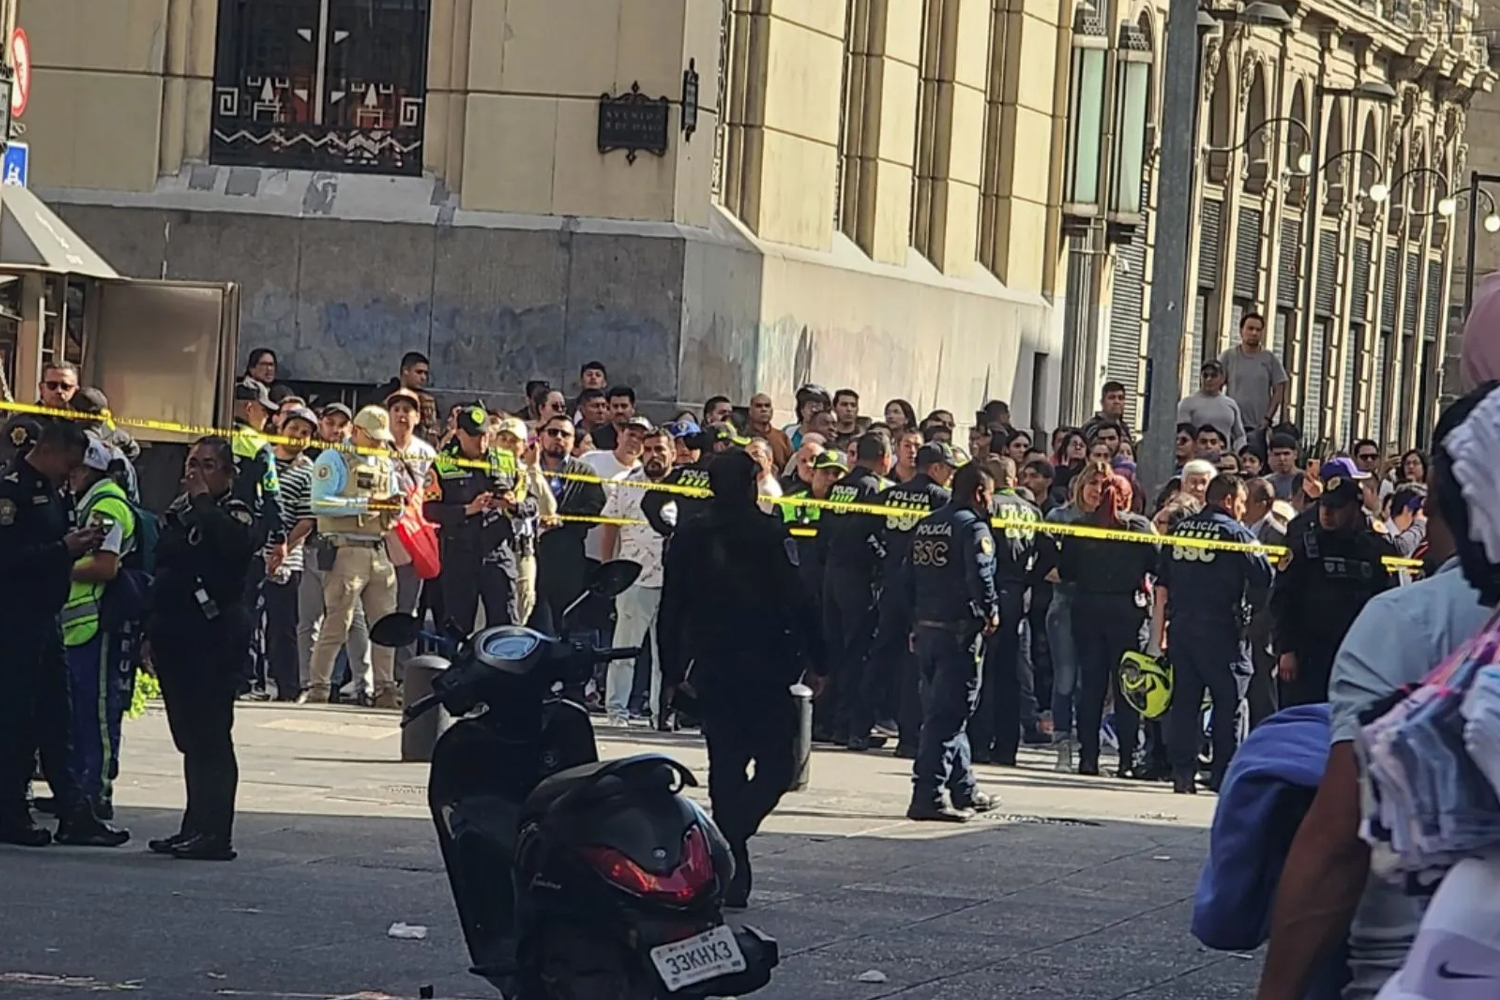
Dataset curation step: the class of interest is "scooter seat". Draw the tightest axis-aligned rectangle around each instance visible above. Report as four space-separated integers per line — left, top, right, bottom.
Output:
520 754 693 825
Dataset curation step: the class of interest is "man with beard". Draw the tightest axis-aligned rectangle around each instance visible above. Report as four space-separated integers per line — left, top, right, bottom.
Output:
1 361 79 463
599 427 675 726
534 416 606 628
640 422 716 540
817 432 893 745
868 443 956 755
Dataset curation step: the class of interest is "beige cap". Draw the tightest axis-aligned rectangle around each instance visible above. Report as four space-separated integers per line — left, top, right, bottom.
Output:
352 405 394 443
495 417 529 441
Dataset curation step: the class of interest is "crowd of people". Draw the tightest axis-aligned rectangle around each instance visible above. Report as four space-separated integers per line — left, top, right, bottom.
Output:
0 337 1443 856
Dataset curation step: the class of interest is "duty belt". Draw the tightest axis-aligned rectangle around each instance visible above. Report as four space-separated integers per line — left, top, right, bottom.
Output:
329 536 384 548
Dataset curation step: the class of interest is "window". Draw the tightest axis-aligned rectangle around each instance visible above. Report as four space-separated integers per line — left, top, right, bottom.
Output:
212 0 432 175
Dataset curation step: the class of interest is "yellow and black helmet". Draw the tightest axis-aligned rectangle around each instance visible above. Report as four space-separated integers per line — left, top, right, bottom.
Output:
1118 651 1173 720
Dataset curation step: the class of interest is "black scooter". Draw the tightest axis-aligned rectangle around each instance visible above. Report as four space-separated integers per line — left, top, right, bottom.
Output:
370 561 779 1000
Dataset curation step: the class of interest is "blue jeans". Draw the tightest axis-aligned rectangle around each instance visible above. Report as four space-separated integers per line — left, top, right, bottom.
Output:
1046 590 1079 737
65 631 132 808
911 628 983 807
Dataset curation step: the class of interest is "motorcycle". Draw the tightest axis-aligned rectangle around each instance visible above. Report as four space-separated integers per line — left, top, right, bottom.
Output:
369 561 779 1000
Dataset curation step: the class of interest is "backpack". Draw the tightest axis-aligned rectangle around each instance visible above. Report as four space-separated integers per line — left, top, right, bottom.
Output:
100 500 159 631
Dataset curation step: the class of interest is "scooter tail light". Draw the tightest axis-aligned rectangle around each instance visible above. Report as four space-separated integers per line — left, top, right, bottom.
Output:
580 825 717 905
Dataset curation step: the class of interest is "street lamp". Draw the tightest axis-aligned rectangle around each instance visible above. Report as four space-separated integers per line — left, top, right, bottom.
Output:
1465 171 1500 316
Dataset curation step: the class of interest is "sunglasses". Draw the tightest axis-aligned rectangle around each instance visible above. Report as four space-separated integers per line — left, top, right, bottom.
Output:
43 380 76 392
543 427 571 438
1357 453 1380 462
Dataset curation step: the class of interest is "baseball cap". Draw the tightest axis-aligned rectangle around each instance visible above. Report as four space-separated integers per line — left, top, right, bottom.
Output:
280 405 319 431
664 418 702 439
622 415 654 432
495 416 529 441
71 387 110 416
455 403 489 437
1319 455 1370 506
81 434 119 472
320 402 353 421
813 449 849 472
916 442 958 469
351 405 394 443
384 387 422 410
1201 359 1225 375
235 377 280 412
710 422 751 447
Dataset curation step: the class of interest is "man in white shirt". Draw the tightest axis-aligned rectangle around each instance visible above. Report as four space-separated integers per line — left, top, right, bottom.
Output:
580 416 647 561
599 427 674 726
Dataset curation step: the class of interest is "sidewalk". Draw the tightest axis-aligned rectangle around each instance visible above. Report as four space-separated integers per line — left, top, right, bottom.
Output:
0 703 1255 1000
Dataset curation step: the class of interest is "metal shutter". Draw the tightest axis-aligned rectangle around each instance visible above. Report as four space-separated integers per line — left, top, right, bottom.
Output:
1062 234 1094 424
1277 216 1300 309
1371 331 1389 444
1193 293 1209 376
1351 237 1372 320
1199 198 1223 290
1403 253 1421 339
1381 248 1400 333
1342 323 1363 445
1108 234 1147 427
1315 228 1339 317
1304 318 1326 444
1424 260 1443 341
1235 206 1262 301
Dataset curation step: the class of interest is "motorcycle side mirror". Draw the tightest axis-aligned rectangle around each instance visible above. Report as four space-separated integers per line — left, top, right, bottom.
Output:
588 559 642 599
370 613 422 649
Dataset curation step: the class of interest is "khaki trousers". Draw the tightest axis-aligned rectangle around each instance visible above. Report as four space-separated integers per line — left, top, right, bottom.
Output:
309 545 397 694
517 552 538 627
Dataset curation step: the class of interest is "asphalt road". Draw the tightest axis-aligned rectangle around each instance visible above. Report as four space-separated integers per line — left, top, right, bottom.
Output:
0 703 1259 1000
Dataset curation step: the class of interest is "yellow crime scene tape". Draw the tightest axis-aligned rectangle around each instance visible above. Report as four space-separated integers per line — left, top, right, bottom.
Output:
0 400 1422 569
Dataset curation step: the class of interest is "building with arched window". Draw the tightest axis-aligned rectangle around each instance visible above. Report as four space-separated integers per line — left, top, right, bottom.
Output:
11 0 1083 423
1060 0 1491 452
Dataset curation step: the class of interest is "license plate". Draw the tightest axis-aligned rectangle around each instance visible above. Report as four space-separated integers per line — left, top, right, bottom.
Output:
649 925 746 993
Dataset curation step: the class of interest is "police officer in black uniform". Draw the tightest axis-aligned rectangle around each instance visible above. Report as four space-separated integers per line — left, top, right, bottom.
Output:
425 404 536 631
0 419 129 847
146 436 262 861
817 432 893 745
1270 457 1394 707
970 456 1040 766
900 461 1001 822
1153 473 1272 793
657 451 822 909
868 443 956 755
640 422 717 540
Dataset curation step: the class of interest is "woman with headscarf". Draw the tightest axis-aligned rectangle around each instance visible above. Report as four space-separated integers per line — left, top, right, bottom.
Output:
1056 463 1159 777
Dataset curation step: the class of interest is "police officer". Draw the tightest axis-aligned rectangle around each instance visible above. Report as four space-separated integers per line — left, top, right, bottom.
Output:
867 443 956 755
0 419 128 847
425 403 535 634
900 461 1001 822
61 435 139 818
657 451 823 909
306 406 404 707
640 421 715 539
1152 473 1272 793
147 436 262 861
231 378 286 550
1270 457 1394 707
818 431 893 745
970 455 1040 766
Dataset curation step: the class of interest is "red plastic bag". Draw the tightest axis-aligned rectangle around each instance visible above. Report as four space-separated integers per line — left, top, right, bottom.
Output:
394 486 442 580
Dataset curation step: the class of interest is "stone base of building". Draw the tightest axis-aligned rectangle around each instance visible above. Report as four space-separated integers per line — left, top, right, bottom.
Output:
47 168 1059 422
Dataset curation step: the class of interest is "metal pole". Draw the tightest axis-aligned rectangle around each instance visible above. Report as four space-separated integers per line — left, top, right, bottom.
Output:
1296 92 1324 442
1139 0 1200 490
1466 169 1480 318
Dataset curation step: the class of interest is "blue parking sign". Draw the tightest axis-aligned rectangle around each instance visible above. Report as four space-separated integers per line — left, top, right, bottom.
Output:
3 142 28 187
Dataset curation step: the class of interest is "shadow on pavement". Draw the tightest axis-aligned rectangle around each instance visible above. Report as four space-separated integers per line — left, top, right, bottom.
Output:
0 805 1260 1000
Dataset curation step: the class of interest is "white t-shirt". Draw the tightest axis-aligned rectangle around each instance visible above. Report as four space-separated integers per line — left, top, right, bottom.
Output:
600 468 668 587
581 449 639 561
392 436 436 494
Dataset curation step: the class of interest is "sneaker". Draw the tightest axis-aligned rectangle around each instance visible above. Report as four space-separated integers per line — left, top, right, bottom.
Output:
873 719 901 739
372 688 402 710
953 791 998 813
845 734 871 752
606 713 629 727
1054 740 1075 774
298 686 331 705
905 800 973 823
